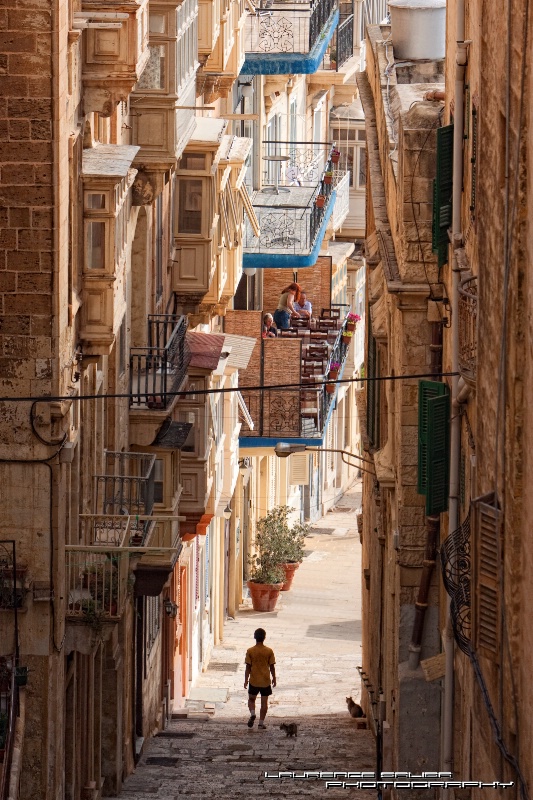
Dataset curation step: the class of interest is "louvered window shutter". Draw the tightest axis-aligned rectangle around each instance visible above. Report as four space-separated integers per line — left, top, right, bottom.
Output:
470 108 478 214
432 124 454 268
425 392 450 515
269 457 276 507
417 380 447 494
289 453 310 485
472 493 502 659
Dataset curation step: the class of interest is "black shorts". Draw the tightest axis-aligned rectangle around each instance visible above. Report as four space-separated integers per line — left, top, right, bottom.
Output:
248 683 272 697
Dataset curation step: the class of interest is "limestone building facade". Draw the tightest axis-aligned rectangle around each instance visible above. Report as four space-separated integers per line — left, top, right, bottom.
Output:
0 0 382 797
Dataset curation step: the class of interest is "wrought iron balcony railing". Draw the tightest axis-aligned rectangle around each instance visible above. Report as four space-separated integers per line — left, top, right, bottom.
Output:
458 276 477 386
245 0 336 56
130 314 190 409
240 313 351 439
320 13 354 70
65 522 130 621
66 513 182 619
244 143 342 262
94 451 156 517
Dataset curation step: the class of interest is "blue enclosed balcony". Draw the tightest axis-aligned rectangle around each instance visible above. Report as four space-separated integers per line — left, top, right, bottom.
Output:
243 140 350 268
243 0 339 74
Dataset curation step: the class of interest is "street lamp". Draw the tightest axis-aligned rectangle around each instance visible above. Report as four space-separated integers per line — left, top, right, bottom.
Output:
223 503 232 520
274 442 376 475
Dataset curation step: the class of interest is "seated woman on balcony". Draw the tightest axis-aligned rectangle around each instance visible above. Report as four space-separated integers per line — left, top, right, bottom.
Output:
262 314 278 338
273 282 301 331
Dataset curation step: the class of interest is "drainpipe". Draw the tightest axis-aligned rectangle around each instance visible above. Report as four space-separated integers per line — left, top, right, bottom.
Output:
408 321 443 670
442 0 468 786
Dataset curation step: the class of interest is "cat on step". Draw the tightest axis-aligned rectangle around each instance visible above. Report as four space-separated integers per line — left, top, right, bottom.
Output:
279 722 298 738
346 697 364 718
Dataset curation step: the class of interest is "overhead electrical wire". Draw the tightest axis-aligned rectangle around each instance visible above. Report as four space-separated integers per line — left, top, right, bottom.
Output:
0 371 460 405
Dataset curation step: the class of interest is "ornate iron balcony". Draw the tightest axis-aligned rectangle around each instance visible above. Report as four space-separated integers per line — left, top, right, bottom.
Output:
243 0 338 73
458 276 477 386
94 451 156 517
244 142 349 267
320 13 354 70
130 314 190 409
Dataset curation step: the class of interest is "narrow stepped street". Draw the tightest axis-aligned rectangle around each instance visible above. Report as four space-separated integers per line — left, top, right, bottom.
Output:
117 485 375 799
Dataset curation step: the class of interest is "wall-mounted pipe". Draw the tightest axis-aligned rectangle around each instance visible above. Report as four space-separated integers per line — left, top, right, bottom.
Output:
442 0 467 787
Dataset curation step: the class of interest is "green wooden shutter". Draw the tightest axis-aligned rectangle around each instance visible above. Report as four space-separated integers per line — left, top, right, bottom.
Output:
426 392 450 515
417 380 447 494
431 124 454 268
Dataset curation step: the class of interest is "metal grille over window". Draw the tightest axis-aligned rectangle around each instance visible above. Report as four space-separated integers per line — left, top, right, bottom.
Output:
440 510 471 655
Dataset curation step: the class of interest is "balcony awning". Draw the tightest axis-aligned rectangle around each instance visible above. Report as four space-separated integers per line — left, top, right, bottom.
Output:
151 421 193 449
223 334 257 370
188 117 228 145
239 185 261 237
82 144 140 181
237 391 254 430
187 332 227 371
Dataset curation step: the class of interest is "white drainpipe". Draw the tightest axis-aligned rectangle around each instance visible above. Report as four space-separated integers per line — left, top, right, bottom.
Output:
442 0 468 789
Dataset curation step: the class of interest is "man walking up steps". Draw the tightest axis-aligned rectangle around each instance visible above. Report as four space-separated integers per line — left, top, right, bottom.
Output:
244 628 276 729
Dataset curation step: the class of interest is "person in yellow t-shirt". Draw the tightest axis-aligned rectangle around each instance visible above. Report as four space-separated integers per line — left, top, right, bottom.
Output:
244 628 276 729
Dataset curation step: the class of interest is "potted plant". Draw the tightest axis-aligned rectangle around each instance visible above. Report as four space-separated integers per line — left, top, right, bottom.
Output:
342 329 354 345
331 148 341 164
328 360 341 379
315 194 326 208
324 170 334 185
329 49 337 69
346 312 361 332
247 505 308 609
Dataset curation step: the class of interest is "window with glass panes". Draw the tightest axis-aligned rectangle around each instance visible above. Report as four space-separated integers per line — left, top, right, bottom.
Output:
331 127 367 189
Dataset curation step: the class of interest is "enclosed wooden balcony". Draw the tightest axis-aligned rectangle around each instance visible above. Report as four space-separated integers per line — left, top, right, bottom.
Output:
130 0 199 185
243 0 338 74
80 0 150 115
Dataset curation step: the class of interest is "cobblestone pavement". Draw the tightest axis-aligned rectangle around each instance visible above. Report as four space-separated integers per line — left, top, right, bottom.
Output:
118 484 377 799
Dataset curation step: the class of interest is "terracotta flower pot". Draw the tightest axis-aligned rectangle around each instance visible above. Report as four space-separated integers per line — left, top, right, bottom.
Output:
280 562 300 591
346 321 356 332
324 175 333 185
315 195 326 208
247 581 282 612
328 369 339 380
326 383 336 394
331 153 340 163
342 335 352 345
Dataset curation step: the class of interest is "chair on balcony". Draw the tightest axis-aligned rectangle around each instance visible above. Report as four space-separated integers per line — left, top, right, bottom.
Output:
291 317 311 331
300 388 322 432
321 307 342 319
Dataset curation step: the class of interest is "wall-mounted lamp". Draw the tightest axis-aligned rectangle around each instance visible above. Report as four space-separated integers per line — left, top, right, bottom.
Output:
164 599 178 618
239 83 254 99
223 504 232 520
243 266 257 277
238 457 251 478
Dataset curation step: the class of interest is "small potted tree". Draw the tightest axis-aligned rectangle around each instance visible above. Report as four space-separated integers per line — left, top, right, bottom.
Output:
247 505 304 610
